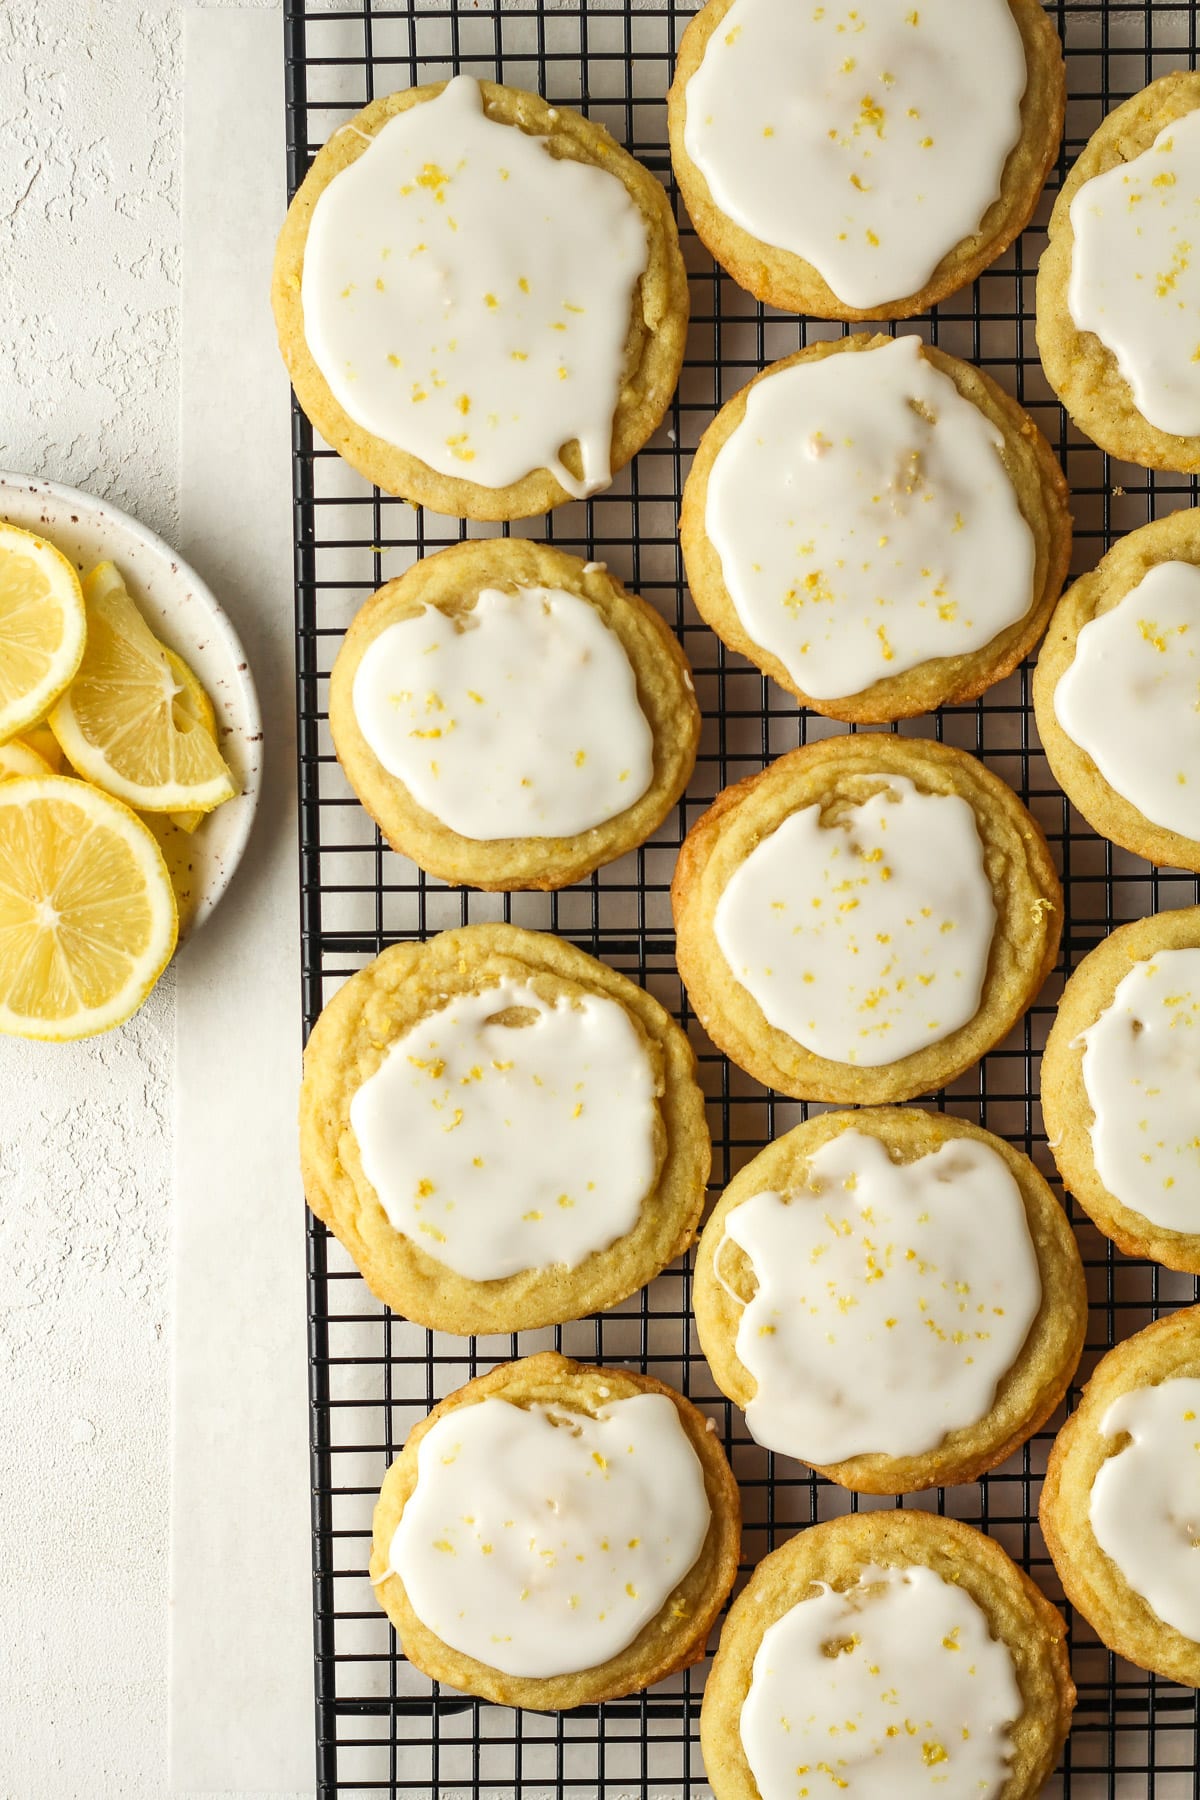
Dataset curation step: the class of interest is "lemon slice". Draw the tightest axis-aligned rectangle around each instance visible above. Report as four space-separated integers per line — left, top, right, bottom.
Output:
49 562 238 814
0 774 178 1039
21 724 65 772
0 522 86 744
0 738 55 780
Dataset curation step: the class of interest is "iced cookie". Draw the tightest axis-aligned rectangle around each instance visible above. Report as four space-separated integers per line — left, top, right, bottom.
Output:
329 540 699 889
700 1511 1075 1800
1041 1307 1200 1687
668 0 1064 320
299 924 709 1334
1038 73 1200 472
273 76 688 519
369 1353 741 1709
1033 510 1200 872
1042 907 1200 1274
694 1107 1086 1493
680 334 1071 722
671 734 1061 1104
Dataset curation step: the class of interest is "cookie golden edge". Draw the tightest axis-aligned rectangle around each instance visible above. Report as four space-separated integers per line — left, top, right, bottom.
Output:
1042 906 1200 1274
693 1107 1087 1494
1041 1308 1200 1687
329 539 701 890
298 923 712 1334
1037 72 1200 473
679 334 1073 724
272 81 689 521
667 0 1065 322
699 1511 1075 1800
670 734 1063 1104
1033 509 1200 873
368 1352 742 1709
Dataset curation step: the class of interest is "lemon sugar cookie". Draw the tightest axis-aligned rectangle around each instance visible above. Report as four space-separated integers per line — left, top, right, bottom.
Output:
299 925 710 1335
1033 510 1200 872
1038 74 1200 472
1041 1308 1200 1687
694 1108 1086 1493
700 1511 1075 1800
329 540 699 890
273 76 689 519
668 0 1064 320
671 734 1062 1104
680 334 1071 723
1042 907 1200 1274
369 1353 741 1709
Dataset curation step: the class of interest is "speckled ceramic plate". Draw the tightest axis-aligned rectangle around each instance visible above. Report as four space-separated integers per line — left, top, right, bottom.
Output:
0 473 262 934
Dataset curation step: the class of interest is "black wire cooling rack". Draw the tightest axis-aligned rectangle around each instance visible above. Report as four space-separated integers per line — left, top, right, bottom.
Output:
285 3 1200 1793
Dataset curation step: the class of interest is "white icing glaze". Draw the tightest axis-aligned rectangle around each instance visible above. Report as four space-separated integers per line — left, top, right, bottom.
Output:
349 979 659 1281
739 1563 1021 1800
1089 1377 1200 1642
720 1129 1041 1464
389 1393 711 1677
301 75 649 496
1080 949 1200 1236
1054 560 1200 839
682 0 1027 310
713 776 996 1065
1067 107 1200 438
703 337 1036 701
350 585 654 840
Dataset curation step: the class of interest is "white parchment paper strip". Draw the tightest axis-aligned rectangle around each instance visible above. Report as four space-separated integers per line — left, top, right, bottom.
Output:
172 10 314 1792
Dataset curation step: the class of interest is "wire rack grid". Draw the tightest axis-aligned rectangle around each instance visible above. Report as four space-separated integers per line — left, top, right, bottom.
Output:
284 2 1200 1794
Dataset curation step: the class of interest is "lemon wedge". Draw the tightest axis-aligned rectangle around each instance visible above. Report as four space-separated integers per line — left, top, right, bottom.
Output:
140 813 204 937
0 522 86 744
165 646 217 738
49 562 237 814
161 647 219 833
0 738 55 780
0 774 178 1039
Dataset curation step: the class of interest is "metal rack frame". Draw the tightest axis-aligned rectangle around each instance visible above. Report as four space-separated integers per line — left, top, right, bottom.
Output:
284 3 1200 1792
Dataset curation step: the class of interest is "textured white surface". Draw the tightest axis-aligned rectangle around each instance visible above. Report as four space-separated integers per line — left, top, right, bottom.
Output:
0 5 288 1797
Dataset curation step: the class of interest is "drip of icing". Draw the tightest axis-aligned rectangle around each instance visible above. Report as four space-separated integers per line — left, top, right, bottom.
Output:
1089 1377 1200 1641
681 0 1027 310
389 1393 711 1676
703 337 1036 701
349 979 659 1281
1080 949 1200 1235
739 1563 1021 1800
301 75 649 496
712 776 996 1065
1054 561 1200 839
720 1129 1041 1464
350 586 654 840
1067 108 1200 438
